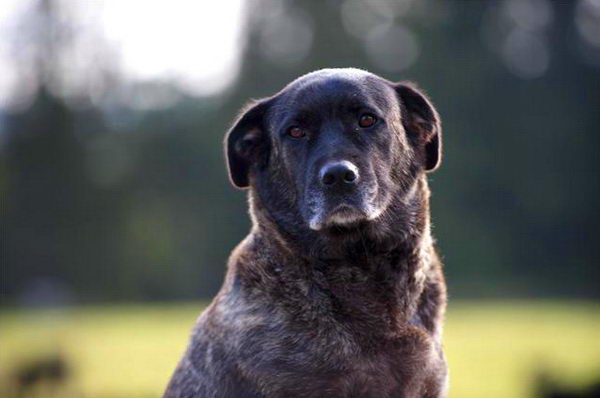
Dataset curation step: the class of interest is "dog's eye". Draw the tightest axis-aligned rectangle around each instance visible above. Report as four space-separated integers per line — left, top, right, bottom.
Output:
358 114 377 128
287 126 305 139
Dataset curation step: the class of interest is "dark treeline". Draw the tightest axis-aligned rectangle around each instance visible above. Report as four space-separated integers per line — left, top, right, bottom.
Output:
1 0 599 304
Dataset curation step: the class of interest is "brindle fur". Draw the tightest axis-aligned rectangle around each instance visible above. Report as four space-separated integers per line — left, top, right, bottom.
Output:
164 69 448 398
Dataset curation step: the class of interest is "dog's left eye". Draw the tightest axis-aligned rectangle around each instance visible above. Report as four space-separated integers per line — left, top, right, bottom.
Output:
358 114 377 128
287 126 305 139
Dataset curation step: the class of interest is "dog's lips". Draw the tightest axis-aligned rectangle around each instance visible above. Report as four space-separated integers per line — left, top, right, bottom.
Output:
304 183 385 231
327 204 366 225
308 203 368 231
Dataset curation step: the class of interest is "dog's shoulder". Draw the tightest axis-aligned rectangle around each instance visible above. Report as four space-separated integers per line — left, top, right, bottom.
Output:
164 299 265 398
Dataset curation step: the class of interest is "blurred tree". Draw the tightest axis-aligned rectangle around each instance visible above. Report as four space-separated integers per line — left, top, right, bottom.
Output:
1 0 598 303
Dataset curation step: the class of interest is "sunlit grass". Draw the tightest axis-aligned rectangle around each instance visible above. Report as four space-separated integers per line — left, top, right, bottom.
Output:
445 301 600 398
1 301 598 398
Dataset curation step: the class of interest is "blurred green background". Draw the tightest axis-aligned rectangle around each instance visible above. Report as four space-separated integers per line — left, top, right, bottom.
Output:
1 0 599 397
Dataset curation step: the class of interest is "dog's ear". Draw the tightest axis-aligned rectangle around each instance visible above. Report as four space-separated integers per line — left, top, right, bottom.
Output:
224 99 271 189
394 82 442 172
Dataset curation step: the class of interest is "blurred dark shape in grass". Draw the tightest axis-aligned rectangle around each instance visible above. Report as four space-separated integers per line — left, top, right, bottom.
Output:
11 353 70 398
538 375 600 398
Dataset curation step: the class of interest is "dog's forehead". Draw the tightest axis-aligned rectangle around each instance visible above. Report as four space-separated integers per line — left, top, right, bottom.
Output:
289 68 375 89
276 68 394 113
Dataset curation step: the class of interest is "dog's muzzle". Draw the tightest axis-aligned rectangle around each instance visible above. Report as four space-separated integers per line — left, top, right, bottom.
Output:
305 160 382 231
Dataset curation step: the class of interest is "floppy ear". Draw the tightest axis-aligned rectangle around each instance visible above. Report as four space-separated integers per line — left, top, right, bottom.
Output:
224 99 271 189
394 82 442 172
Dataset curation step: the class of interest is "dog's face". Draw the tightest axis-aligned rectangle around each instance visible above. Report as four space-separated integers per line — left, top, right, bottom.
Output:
226 69 441 247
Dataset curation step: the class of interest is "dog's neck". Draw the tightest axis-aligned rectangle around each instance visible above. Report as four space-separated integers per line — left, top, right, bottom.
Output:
231 176 435 330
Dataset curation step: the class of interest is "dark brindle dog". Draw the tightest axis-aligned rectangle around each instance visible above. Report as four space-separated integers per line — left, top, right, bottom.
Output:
164 68 447 398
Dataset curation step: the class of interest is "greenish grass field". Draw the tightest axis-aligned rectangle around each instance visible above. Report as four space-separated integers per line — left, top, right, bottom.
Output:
1 301 598 398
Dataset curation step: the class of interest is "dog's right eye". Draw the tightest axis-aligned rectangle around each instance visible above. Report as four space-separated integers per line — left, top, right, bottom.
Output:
287 126 306 139
358 114 377 128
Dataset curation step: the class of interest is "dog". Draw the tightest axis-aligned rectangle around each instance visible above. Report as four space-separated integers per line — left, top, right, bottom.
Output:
164 68 447 398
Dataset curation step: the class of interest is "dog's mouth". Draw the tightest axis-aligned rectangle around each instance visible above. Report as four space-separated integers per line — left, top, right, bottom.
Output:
307 199 384 232
310 204 365 230
303 180 388 232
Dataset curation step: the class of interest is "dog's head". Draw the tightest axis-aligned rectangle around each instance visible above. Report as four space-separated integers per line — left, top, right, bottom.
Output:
225 69 441 249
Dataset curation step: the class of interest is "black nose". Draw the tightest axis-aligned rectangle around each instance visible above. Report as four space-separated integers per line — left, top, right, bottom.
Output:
320 161 359 187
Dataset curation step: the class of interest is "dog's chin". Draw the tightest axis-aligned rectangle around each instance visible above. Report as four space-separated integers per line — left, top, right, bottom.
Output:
308 203 384 233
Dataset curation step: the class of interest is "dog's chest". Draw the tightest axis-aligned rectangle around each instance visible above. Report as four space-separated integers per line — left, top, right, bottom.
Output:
213 261 443 397
231 310 435 397
245 337 433 398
